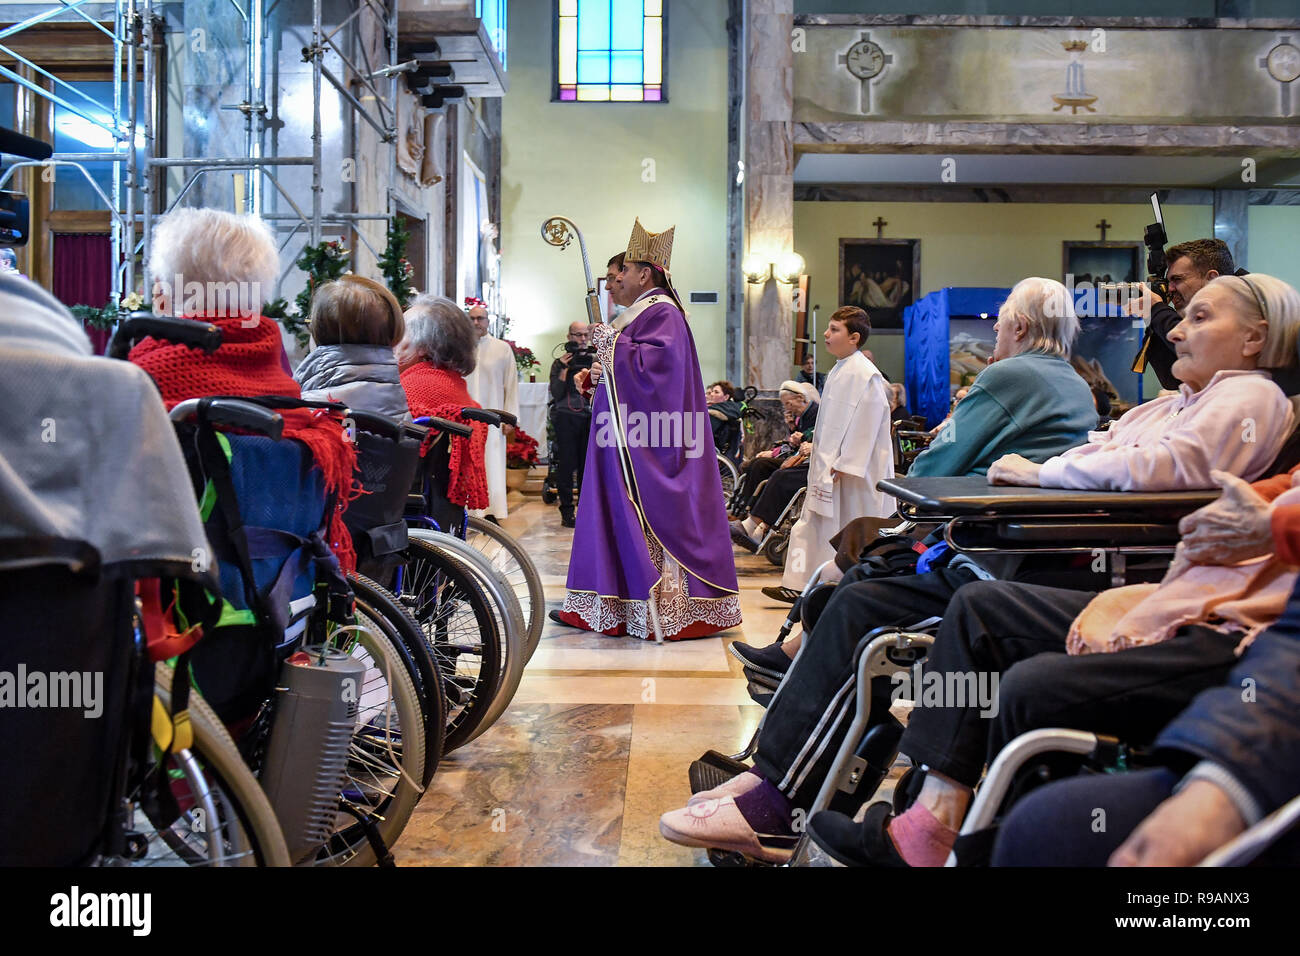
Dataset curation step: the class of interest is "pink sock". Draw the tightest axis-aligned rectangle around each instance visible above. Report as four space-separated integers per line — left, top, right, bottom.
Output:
886 803 958 867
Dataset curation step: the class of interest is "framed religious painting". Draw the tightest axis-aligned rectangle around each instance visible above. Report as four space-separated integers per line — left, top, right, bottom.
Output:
838 238 920 332
1062 241 1143 288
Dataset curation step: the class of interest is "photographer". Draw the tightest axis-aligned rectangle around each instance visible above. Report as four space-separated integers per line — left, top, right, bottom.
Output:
1130 238 1243 390
550 320 597 527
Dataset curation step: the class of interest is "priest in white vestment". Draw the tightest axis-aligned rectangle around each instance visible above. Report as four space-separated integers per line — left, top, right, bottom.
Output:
464 301 519 520
781 306 895 590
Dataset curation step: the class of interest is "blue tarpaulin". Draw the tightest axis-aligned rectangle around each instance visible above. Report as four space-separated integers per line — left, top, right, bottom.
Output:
903 287 1009 428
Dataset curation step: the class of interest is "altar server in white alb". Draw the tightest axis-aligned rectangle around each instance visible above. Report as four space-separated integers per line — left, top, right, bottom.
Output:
782 305 895 590
465 298 520 521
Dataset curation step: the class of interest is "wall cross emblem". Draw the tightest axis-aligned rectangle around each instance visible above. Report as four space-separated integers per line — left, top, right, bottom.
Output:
838 32 892 115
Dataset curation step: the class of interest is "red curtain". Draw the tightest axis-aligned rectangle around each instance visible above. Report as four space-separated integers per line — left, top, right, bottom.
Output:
53 233 112 354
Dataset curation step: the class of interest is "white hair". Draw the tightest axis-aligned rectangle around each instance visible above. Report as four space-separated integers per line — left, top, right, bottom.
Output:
397 293 478 375
999 277 1080 358
149 208 279 291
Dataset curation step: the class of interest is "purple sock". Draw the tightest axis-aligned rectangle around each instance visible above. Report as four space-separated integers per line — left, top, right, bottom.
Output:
733 779 795 836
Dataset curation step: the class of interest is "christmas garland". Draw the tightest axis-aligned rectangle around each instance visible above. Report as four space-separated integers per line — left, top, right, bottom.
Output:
379 217 417 309
289 240 350 349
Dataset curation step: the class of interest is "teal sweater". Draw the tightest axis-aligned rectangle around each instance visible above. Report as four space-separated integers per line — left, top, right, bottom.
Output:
909 351 1097 477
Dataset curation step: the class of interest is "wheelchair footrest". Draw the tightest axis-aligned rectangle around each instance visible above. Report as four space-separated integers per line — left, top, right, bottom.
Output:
689 751 752 796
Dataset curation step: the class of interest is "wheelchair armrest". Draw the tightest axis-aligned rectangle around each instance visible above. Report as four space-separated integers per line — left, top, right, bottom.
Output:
953 729 1119 854
946 515 1186 553
994 519 1182 546
412 415 474 439
482 407 518 428
461 407 502 427
349 409 405 441
108 314 222 359
170 397 284 441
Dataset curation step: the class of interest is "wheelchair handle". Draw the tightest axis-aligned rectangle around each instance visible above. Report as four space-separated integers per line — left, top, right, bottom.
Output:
169 397 284 441
483 407 518 427
411 415 473 439
460 407 503 428
108 314 222 360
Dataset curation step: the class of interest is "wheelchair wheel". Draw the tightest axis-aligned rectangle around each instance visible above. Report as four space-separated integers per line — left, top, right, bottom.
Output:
316 615 427 867
762 532 789 567
149 664 292 867
408 532 528 748
465 515 546 661
717 454 739 506
350 572 447 786
400 537 505 751
541 484 558 505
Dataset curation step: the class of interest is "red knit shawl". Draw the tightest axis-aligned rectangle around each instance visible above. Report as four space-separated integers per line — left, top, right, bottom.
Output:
129 314 359 571
400 362 489 510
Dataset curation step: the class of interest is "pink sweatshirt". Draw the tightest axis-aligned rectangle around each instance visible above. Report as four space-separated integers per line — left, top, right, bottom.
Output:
1038 370 1293 491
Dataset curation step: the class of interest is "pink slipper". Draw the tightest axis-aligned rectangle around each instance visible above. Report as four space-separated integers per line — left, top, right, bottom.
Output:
687 770 764 807
659 797 797 864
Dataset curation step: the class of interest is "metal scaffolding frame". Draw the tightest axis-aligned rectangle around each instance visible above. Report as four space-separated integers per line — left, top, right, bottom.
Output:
0 0 405 308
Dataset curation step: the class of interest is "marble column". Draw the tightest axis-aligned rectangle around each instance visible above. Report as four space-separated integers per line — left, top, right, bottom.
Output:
1213 189 1249 271
744 0 795 393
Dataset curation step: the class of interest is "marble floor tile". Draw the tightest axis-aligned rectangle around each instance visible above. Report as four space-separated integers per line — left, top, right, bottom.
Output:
393 496 792 867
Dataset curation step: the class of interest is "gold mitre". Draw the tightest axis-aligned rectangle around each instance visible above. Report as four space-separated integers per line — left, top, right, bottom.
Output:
625 218 675 273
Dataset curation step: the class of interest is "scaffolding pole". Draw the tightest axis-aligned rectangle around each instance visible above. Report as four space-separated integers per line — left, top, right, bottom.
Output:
0 0 403 315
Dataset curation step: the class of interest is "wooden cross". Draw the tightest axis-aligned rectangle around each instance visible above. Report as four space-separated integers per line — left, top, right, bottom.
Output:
1096 218 1111 241
873 216 888 239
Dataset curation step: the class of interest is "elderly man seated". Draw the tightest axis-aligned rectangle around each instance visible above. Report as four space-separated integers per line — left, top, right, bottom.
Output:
731 277 1101 663
660 274 1300 865
993 571 1300 866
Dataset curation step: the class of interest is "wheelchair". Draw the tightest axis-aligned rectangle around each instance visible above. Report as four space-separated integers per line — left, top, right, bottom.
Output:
394 405 540 749
716 386 758 506
690 473 1227 866
790 474 1226 867
0 332 291 866
111 317 434 866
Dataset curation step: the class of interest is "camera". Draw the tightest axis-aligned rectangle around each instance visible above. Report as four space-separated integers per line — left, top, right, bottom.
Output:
565 340 596 370
0 125 53 248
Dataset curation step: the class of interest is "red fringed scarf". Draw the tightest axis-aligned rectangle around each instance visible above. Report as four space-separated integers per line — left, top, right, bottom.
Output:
400 362 489 510
129 314 359 572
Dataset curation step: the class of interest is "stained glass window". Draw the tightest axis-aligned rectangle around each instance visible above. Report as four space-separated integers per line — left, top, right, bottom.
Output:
555 0 665 103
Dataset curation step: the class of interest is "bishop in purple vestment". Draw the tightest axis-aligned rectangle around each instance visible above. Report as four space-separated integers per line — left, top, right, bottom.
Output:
556 220 741 640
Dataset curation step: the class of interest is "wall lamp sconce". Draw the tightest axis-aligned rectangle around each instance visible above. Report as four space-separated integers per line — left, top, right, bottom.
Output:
743 251 805 285
742 252 771 284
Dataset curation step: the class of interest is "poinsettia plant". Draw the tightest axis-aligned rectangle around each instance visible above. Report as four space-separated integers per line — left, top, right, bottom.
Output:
504 338 539 376
506 427 539 469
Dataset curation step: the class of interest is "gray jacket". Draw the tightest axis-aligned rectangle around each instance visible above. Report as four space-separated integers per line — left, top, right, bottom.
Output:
294 343 410 420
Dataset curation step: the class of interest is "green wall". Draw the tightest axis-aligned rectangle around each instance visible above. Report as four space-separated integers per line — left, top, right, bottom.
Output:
500 0 730 383
1247 206 1300 291
794 200 1221 386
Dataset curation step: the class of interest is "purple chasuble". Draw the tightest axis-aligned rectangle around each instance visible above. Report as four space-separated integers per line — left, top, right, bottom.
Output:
562 292 741 640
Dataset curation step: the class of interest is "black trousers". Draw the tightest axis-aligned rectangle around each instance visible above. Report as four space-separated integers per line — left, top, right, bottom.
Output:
751 465 808 526
734 456 782 513
552 409 590 510
752 566 979 807
901 580 1244 789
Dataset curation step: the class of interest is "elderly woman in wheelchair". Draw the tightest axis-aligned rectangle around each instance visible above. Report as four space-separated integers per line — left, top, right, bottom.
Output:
661 274 1300 866
729 381 819 524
